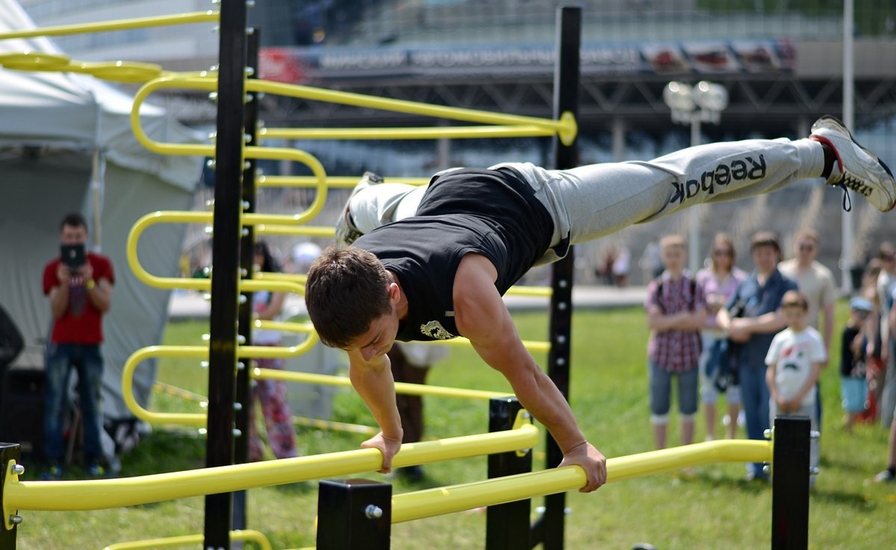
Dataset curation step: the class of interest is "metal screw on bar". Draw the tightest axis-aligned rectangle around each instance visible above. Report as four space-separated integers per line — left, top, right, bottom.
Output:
237 335 246 344
236 361 245 370
810 467 821 475
246 26 255 35
205 199 215 208
233 402 243 411
11 464 24 476
556 357 566 366
243 161 251 170
241 227 250 236
810 430 821 439
211 25 219 34
556 335 566 344
242 200 251 209
256 92 265 100
557 302 567 310
365 505 383 519
209 64 219 72
243 133 252 144
208 132 217 141
198 428 207 435
205 158 216 168
200 361 210 368
202 293 212 301
238 294 247 304
246 0 256 7
763 429 772 439
204 225 213 235
9 515 22 525
208 92 218 102
762 464 771 475
232 429 242 437
240 268 249 277
558 279 568 288
244 67 255 77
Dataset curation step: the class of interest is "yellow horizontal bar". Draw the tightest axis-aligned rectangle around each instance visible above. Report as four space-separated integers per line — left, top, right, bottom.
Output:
249 80 577 145
293 416 378 436
0 11 218 40
391 439 773 523
255 224 335 238
260 125 557 141
258 175 430 188
255 368 510 401
505 286 552 298
103 529 270 550
4 424 539 512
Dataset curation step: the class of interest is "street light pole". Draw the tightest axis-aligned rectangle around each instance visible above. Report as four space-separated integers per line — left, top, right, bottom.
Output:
664 81 728 274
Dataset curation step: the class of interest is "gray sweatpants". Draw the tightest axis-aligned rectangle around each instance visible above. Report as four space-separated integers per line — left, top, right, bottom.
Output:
349 137 826 263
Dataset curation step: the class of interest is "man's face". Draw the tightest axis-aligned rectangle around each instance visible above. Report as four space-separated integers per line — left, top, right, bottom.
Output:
752 245 779 273
342 282 402 362
660 245 686 272
795 238 817 263
60 224 88 245
343 308 399 362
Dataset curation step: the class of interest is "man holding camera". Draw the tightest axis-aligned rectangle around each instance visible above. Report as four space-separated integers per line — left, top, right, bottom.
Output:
40 213 114 479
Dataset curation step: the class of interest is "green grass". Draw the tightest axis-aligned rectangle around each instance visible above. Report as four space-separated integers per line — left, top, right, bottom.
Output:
16 302 896 549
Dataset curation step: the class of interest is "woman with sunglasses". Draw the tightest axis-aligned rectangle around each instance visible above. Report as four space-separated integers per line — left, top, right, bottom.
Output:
696 233 747 441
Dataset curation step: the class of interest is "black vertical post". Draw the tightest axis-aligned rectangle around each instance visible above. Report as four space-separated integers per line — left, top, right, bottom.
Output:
204 0 248 547
486 397 532 550
0 444 21 550
317 479 392 550
232 27 260 534
536 6 580 550
771 416 811 550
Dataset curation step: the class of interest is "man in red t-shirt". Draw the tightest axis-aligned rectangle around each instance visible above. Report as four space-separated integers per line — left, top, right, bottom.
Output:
40 213 114 479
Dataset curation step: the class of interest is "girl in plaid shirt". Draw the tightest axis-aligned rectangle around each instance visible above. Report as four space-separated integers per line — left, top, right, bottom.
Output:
645 234 707 450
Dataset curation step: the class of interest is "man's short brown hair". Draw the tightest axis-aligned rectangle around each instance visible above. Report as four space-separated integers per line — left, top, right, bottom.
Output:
750 231 781 255
304 246 392 348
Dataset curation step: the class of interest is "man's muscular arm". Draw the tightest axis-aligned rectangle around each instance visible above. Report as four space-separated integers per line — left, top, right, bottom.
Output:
347 350 404 473
453 253 607 492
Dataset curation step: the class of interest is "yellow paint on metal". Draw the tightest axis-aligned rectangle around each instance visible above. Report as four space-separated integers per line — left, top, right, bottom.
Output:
3 424 538 513
391 439 773 523
0 11 219 40
102 529 271 550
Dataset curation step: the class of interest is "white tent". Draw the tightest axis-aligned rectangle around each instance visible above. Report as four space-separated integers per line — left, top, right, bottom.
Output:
0 0 204 430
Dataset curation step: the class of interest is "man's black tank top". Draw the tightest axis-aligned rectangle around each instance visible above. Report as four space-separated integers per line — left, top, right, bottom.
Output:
354 167 554 342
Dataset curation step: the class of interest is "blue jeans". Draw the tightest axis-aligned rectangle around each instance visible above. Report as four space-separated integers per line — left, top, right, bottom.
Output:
738 362 770 477
44 343 104 463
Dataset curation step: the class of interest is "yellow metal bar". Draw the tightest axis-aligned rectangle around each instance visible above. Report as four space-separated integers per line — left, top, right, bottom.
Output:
260 125 557 141
257 175 430 188
249 80 577 146
254 224 335 238
505 286 551 298
254 368 510 401
122 347 208 427
391 439 774 523
0 11 218 40
103 529 270 550
3 424 539 513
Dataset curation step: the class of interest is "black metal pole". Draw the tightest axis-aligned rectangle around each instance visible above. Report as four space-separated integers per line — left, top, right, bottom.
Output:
0 444 21 550
535 6 580 550
771 416 811 550
486 397 532 550
317 479 392 550
204 0 248 547
232 26 260 535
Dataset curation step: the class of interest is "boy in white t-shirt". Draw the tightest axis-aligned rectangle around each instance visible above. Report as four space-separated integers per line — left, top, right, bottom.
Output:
765 290 827 489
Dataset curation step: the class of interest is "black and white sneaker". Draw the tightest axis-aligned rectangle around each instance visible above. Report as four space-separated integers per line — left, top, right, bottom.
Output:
334 171 384 247
810 115 896 212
